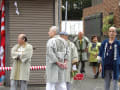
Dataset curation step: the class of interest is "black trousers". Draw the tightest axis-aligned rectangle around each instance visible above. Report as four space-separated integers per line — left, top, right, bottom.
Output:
80 61 85 73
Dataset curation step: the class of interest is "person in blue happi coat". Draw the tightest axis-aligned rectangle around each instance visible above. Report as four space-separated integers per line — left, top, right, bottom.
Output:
97 26 120 90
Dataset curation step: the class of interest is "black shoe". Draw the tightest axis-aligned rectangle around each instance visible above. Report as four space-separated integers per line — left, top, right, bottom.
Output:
81 71 85 74
80 70 85 73
94 75 96 79
94 72 99 79
94 75 97 79
96 72 99 78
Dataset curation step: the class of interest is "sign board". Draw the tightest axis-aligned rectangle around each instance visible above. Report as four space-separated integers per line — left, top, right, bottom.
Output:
62 21 83 35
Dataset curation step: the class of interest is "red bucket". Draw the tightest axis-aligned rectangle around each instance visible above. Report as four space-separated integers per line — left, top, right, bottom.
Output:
74 73 84 80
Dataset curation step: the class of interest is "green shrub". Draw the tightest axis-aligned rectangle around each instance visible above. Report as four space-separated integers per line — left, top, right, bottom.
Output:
102 15 114 33
117 28 120 34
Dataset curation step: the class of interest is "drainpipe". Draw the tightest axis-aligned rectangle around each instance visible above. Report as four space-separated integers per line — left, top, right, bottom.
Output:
58 0 61 33
65 0 68 32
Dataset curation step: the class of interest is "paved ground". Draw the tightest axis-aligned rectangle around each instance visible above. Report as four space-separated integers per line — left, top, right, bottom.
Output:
72 63 104 90
0 86 45 90
0 62 119 90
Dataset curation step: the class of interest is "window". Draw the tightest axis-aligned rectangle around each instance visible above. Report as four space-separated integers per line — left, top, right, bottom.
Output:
62 0 92 20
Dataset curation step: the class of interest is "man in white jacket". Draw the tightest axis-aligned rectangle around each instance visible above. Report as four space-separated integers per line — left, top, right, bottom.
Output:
10 34 33 90
46 26 68 90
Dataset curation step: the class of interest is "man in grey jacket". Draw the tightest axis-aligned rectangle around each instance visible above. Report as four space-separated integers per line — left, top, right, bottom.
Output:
74 32 90 73
60 32 78 90
46 26 68 90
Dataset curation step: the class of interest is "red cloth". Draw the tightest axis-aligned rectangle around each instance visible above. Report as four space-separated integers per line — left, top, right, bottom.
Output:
0 0 5 80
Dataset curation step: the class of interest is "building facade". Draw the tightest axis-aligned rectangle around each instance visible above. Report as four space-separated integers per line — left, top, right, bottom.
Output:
4 0 59 85
83 0 120 28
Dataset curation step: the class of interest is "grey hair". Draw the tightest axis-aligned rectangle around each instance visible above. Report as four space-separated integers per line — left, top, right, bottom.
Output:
109 26 117 32
49 26 58 32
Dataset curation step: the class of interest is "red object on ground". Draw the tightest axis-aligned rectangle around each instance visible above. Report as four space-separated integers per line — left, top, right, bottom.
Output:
74 73 84 80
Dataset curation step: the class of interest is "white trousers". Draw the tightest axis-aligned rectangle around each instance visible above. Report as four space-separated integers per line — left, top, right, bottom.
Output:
46 82 67 90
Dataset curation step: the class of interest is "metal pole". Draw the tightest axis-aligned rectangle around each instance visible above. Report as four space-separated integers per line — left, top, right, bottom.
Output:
65 0 68 32
58 0 61 33
5 0 10 86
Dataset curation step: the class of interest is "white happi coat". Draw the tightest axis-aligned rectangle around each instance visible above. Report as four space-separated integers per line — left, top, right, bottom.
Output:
65 40 78 82
10 43 33 81
46 35 67 83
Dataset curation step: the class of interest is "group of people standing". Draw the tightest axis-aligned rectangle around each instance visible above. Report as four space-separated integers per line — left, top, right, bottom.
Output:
46 26 78 90
74 31 101 79
9 26 120 90
46 26 120 90
45 26 97 90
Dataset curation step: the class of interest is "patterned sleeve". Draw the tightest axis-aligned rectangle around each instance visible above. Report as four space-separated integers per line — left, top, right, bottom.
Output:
71 43 78 64
84 36 91 48
11 44 19 60
46 39 59 64
98 41 105 57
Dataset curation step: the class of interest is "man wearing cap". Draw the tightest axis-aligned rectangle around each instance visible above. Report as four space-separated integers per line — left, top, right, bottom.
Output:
60 32 78 90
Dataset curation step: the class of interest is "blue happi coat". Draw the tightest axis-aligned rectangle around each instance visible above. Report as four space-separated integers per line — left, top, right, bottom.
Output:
99 38 120 80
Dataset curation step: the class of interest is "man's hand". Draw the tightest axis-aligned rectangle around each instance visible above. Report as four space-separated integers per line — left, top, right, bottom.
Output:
16 55 20 60
99 64 102 72
95 54 98 57
63 62 67 69
85 48 88 52
64 60 67 69
56 62 67 69
94 54 98 58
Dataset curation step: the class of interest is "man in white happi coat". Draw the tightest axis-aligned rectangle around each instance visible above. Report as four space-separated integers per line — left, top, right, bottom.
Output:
10 34 33 90
46 26 68 90
60 32 78 90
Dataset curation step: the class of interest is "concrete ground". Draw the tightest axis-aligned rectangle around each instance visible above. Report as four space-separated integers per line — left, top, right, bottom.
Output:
0 62 119 90
72 62 104 90
0 86 45 90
